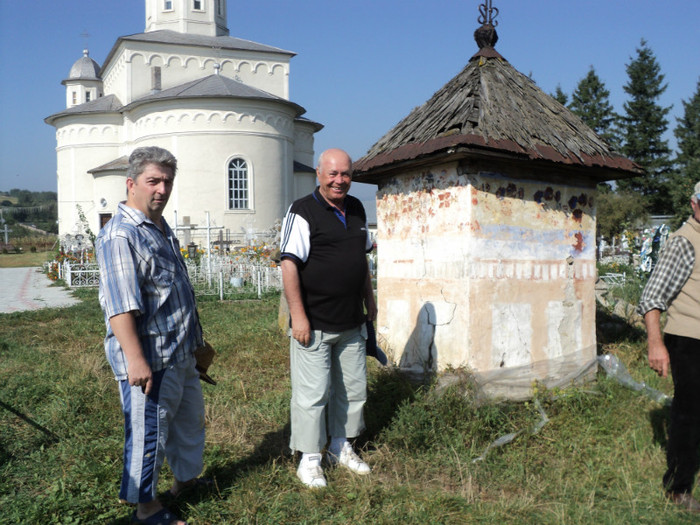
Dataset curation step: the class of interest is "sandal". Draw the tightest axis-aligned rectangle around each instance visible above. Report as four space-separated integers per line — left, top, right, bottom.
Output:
131 507 185 525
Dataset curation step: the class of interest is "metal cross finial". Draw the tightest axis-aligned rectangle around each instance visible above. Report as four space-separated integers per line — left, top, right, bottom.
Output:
80 31 91 51
478 0 499 27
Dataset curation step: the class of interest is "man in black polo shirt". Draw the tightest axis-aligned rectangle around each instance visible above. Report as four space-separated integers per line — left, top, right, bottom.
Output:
280 148 377 488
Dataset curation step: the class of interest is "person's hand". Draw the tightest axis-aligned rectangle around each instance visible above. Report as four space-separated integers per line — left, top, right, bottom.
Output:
291 316 311 346
128 356 153 395
648 340 670 378
366 302 377 322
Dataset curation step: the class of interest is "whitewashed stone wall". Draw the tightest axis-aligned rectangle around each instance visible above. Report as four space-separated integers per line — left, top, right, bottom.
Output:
374 159 598 398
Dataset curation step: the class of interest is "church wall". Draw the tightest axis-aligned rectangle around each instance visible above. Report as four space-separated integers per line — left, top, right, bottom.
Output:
293 121 316 168
124 98 298 243
51 0 317 244
102 44 290 104
94 173 128 217
374 159 598 398
54 116 124 236
100 51 128 106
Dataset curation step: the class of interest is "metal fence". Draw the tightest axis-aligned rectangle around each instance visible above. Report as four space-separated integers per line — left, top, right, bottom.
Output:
50 257 282 299
186 258 282 299
45 260 100 288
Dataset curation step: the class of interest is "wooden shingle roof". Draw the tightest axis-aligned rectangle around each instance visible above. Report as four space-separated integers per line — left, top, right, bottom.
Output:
354 24 642 183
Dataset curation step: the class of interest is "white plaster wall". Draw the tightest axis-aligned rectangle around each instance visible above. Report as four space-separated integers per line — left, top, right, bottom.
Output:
374 160 598 396
54 116 123 236
124 98 297 238
93 174 128 219
102 43 290 105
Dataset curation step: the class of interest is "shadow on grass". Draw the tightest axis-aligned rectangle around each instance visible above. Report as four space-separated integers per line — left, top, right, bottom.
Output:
596 303 646 349
649 404 670 449
0 398 60 467
182 366 420 508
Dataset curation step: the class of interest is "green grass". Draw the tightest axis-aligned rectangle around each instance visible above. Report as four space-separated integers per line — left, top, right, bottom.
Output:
0 290 697 524
0 250 55 268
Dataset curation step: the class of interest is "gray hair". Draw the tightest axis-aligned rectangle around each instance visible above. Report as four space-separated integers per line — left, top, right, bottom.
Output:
127 146 177 180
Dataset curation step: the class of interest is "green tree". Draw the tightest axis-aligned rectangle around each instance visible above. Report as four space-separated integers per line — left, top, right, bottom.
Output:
596 190 649 241
616 40 673 214
668 79 700 227
569 66 619 148
551 85 568 106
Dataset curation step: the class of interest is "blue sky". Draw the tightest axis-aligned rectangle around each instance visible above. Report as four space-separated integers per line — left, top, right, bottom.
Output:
1 0 699 199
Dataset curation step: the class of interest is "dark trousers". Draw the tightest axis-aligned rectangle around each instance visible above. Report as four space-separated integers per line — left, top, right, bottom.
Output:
663 333 700 494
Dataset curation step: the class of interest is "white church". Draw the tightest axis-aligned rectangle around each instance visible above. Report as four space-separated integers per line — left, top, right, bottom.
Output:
45 0 322 245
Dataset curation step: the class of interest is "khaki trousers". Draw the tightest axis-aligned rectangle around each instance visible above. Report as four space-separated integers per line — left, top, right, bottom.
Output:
289 325 367 453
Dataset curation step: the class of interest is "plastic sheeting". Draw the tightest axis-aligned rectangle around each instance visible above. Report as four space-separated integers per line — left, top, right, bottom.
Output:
472 348 599 402
473 353 671 462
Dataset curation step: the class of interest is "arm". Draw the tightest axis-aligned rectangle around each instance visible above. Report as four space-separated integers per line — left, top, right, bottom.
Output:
643 309 669 378
109 311 153 394
281 258 311 346
637 235 694 378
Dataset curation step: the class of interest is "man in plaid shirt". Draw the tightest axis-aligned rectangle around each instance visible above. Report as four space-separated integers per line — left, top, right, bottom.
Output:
638 181 700 514
96 146 205 525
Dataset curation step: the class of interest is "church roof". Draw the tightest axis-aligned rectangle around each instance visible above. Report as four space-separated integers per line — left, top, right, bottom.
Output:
293 161 315 173
122 74 305 115
63 49 101 83
88 156 129 174
47 73 308 124
44 94 123 124
354 23 642 183
102 30 294 72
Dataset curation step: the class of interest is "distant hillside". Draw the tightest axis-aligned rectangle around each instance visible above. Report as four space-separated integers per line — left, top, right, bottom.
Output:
0 189 58 234
0 195 19 206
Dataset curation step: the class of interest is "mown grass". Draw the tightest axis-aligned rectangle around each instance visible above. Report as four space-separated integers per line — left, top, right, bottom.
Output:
0 250 55 268
0 290 696 524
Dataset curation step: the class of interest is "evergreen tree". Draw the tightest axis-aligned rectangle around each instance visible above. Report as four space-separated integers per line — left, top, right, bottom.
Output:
616 39 673 214
569 66 619 148
551 85 568 106
669 79 700 226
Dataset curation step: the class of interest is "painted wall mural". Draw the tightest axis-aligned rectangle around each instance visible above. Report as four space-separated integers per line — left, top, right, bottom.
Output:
374 161 598 399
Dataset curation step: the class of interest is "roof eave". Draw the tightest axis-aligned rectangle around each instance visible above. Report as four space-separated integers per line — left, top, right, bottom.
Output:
353 135 644 185
101 32 296 75
44 109 121 126
121 93 305 116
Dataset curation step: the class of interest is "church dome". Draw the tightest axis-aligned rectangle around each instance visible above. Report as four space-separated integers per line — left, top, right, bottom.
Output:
67 49 101 80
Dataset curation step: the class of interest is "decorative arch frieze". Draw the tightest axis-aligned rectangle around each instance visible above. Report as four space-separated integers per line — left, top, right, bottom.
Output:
56 124 120 145
165 55 183 68
270 63 286 76
201 57 218 70
128 109 294 135
184 56 199 69
145 54 165 67
236 61 252 73
126 51 146 64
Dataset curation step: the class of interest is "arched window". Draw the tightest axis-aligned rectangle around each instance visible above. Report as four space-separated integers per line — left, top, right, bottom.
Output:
228 158 249 209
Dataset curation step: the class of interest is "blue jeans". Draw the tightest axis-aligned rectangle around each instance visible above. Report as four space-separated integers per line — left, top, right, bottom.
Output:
289 325 367 453
118 357 204 503
663 333 700 494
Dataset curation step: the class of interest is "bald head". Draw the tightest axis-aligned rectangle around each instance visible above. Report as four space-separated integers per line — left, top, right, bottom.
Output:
317 149 352 208
317 148 352 170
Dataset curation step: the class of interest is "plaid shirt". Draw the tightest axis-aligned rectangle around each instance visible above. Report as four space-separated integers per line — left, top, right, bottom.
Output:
637 234 695 316
96 203 202 380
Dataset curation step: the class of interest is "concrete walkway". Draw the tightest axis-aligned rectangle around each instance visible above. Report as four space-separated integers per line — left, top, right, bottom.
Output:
0 267 81 314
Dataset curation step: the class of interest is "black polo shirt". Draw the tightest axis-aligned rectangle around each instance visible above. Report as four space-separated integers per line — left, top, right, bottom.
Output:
281 187 372 331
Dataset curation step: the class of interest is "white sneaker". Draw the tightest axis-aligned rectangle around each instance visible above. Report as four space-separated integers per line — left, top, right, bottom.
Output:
328 443 371 475
297 454 327 488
